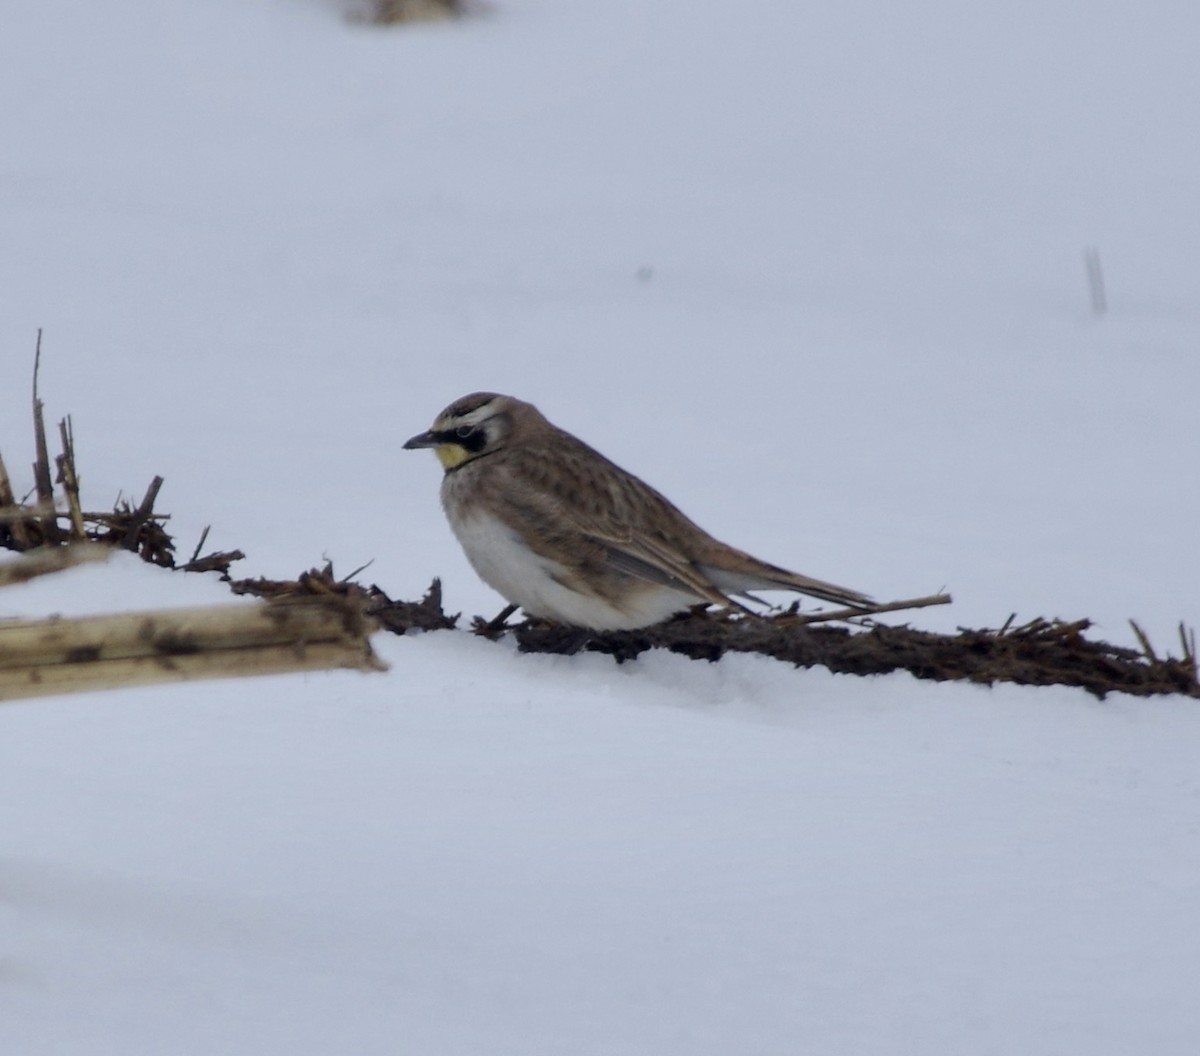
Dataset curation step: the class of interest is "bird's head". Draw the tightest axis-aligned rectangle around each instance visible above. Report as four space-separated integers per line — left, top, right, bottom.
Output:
404 392 530 471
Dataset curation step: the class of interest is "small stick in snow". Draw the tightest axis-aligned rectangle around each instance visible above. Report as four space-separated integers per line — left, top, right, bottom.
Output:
1085 247 1107 316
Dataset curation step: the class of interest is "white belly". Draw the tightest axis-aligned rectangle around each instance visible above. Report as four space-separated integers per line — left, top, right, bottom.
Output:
449 512 692 630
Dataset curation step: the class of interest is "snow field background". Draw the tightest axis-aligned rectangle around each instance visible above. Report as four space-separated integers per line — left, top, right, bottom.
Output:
2 1 1200 1053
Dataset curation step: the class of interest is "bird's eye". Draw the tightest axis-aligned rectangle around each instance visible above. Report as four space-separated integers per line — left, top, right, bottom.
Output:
455 425 476 439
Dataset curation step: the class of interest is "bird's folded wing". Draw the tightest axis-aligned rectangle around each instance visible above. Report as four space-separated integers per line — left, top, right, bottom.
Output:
593 531 749 613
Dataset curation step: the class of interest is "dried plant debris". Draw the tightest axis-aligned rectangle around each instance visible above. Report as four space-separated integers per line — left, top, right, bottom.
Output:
230 565 458 634
0 348 234 573
365 579 460 634
504 609 1200 700
179 526 245 576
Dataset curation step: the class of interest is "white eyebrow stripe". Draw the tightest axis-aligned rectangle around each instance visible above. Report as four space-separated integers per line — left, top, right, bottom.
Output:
446 399 500 428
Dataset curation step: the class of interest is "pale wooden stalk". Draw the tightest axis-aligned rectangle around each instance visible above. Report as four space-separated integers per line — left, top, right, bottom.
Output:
0 598 385 703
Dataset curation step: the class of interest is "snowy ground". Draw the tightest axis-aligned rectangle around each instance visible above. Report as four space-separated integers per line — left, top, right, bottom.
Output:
3 1 1199 1053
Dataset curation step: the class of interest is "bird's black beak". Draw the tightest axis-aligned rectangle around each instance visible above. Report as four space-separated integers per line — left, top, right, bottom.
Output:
403 430 439 450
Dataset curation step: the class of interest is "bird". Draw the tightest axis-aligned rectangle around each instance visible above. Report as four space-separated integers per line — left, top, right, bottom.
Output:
404 392 872 631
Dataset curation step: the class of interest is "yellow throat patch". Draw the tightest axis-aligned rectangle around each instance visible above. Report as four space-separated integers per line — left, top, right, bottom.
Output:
434 442 471 470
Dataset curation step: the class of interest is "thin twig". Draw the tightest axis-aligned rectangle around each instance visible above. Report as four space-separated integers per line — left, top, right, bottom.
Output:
789 592 953 626
121 475 164 551
1180 622 1197 676
340 559 375 584
189 526 211 566
1128 619 1158 663
56 416 87 540
30 331 60 542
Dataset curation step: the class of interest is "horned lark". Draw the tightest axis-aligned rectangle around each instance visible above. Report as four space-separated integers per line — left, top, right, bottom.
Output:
404 392 872 631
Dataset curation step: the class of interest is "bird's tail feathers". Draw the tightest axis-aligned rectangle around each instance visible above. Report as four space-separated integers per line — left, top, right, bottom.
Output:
703 561 872 610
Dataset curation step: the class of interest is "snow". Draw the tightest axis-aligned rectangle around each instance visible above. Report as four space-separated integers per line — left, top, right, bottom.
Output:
3 1 1200 1052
